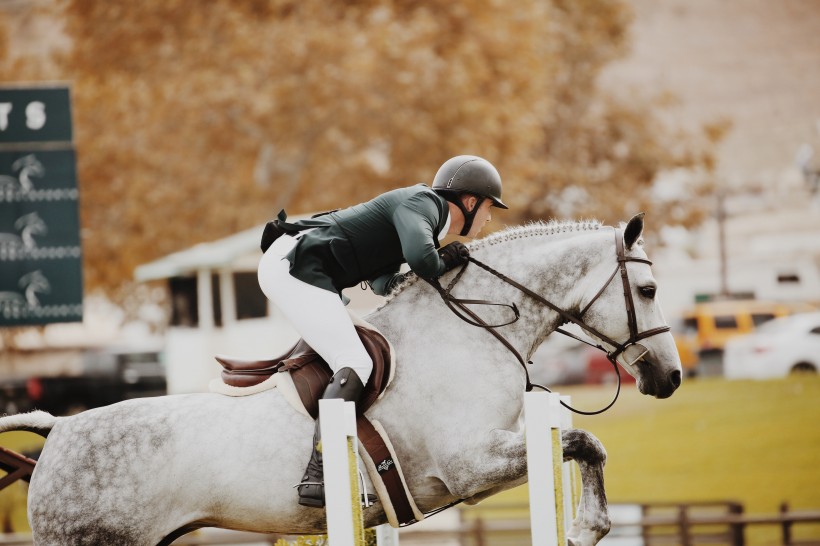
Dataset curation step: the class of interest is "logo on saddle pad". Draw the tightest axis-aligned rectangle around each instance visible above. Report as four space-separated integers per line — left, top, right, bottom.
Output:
377 457 395 474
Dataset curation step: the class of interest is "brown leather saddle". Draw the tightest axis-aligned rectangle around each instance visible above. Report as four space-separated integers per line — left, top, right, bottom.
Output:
215 325 392 418
216 327 421 525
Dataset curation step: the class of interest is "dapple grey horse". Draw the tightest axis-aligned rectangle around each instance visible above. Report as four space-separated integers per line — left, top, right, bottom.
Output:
0 214 681 546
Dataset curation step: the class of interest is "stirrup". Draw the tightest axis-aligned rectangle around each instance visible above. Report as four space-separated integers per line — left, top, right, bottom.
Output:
293 481 378 508
359 468 375 508
293 481 323 488
361 492 378 506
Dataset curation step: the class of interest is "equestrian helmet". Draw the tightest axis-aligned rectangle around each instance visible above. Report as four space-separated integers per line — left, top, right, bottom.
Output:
432 155 508 209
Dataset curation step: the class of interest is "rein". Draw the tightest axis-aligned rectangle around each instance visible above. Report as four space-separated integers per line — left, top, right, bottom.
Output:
425 227 671 416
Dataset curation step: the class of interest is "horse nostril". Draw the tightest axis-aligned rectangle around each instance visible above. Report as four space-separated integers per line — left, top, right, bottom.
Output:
670 370 682 388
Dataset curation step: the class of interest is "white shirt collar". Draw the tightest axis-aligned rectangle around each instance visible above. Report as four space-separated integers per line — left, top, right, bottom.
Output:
438 211 451 241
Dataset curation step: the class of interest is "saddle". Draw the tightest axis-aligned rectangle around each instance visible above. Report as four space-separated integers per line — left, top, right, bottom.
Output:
216 325 392 418
214 324 424 526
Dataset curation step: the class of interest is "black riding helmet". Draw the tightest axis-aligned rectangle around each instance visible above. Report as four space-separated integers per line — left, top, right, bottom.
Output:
432 155 508 236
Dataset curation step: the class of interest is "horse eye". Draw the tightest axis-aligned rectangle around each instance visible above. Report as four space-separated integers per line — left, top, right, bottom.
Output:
639 286 657 299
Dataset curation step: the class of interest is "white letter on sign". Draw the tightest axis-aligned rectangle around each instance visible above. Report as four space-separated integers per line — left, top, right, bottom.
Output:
0 103 12 131
26 101 47 130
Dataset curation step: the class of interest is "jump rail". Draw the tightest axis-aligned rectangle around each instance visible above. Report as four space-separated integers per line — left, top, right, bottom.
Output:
0 447 35 491
320 392 577 546
524 391 576 545
320 398 366 546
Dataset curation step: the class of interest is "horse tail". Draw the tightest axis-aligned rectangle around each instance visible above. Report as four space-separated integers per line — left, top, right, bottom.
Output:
0 411 58 438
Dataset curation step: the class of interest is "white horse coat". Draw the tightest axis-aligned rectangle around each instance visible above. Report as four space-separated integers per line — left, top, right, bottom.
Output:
0 214 682 546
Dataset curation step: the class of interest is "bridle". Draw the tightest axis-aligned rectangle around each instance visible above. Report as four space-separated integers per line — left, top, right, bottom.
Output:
416 227 672 523
425 227 671 415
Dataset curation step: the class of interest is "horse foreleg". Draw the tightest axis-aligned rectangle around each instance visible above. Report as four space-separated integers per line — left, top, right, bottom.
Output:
563 428 610 546
439 428 527 502
457 427 609 546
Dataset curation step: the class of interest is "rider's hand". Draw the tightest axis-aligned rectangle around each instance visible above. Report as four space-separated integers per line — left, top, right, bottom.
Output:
439 241 470 272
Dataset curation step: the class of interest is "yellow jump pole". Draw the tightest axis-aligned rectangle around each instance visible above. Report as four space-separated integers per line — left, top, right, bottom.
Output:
551 394 567 545
560 394 578 530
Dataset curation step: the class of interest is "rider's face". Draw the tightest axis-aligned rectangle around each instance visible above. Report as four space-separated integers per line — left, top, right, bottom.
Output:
466 198 493 238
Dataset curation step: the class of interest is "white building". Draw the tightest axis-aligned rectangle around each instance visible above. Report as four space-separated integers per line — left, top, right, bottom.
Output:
652 192 820 321
134 221 385 395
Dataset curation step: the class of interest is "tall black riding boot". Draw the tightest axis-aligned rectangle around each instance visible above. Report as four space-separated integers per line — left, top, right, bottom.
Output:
297 367 365 508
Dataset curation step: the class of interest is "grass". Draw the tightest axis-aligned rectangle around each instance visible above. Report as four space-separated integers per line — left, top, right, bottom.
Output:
461 374 820 545
3 377 819 543
0 431 44 533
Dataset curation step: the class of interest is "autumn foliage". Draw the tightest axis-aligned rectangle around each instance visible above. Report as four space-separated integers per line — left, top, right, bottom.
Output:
1 0 717 298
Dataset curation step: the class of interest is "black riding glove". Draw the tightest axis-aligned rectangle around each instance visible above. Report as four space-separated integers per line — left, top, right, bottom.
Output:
439 241 470 272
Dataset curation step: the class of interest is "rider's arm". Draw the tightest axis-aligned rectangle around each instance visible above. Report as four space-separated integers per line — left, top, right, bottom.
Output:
392 194 446 279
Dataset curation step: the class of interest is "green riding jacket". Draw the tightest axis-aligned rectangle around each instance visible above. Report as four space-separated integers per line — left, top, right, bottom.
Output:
276 184 450 297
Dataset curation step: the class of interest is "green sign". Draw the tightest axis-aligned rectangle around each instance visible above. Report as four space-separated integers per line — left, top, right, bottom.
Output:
0 85 82 326
0 87 73 144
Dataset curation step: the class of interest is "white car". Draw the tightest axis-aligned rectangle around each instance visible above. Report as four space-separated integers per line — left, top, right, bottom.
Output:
724 312 820 380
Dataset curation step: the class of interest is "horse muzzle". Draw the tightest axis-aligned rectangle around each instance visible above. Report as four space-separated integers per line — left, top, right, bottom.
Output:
635 362 682 398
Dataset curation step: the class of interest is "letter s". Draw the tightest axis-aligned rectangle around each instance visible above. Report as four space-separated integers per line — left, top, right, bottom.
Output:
26 101 46 130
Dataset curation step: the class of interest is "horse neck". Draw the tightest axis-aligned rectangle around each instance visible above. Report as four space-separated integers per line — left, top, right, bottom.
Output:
19 167 35 190
375 225 613 361
459 227 613 359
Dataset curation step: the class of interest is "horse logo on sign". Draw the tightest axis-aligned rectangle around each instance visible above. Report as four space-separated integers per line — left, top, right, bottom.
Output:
0 212 47 252
0 154 45 195
0 270 51 313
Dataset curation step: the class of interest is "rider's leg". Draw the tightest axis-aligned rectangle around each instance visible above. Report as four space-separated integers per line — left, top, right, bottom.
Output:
258 236 373 507
296 367 365 507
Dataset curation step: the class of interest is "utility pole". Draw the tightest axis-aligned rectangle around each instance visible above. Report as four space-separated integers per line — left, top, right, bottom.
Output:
796 143 820 195
717 191 729 298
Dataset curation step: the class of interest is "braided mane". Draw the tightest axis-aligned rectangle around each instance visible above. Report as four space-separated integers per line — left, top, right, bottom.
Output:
378 219 603 303
466 219 603 252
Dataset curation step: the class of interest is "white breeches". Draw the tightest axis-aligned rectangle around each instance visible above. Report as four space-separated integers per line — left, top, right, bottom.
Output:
257 233 373 385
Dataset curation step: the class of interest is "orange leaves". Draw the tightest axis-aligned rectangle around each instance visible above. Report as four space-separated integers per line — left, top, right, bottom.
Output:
0 0 720 296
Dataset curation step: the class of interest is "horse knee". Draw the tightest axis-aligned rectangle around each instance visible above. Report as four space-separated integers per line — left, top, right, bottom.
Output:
562 428 606 466
439 430 527 499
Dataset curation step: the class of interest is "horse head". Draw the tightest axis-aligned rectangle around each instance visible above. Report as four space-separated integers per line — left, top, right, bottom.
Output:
399 212 682 402
577 213 682 399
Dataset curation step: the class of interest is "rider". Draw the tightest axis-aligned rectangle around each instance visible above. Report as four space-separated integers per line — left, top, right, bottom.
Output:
256 155 508 508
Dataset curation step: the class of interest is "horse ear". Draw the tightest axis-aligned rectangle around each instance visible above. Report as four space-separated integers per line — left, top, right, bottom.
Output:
624 213 645 250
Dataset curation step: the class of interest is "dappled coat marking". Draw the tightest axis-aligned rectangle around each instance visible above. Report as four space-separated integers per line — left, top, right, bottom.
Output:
0 214 681 546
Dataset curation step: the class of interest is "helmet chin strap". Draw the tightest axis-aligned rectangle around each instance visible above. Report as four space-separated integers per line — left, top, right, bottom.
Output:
446 195 485 236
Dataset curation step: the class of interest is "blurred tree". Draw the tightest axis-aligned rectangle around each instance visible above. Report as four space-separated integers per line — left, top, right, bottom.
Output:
4 0 717 298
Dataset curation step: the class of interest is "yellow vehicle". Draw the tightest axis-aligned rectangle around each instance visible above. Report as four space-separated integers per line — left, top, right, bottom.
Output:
673 333 699 377
676 299 817 375
683 300 816 351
